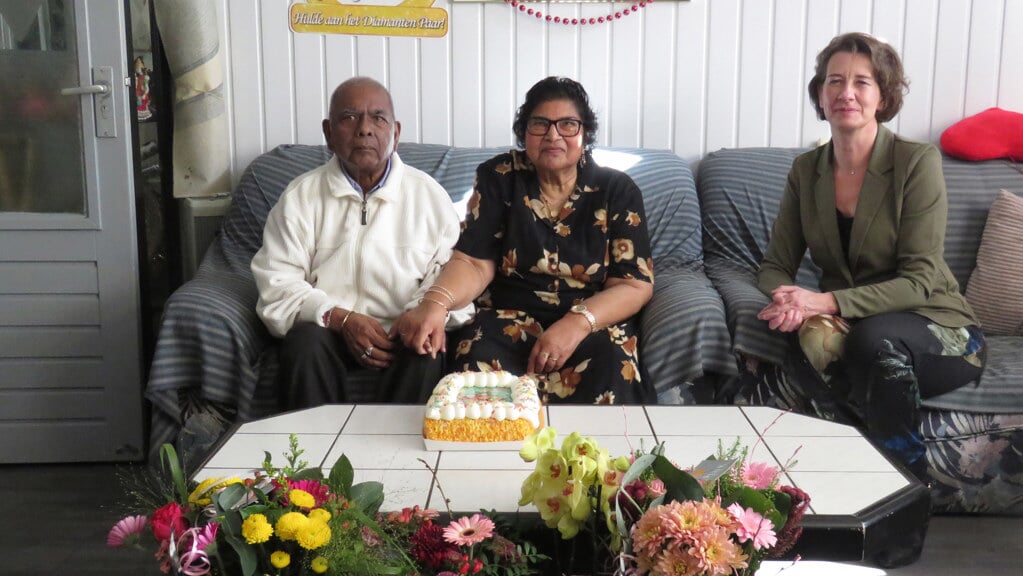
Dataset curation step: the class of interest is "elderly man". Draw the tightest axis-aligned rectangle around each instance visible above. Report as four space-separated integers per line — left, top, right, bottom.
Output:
252 77 471 408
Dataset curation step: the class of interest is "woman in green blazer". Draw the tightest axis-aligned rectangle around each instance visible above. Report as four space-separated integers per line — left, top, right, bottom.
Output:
756 33 986 480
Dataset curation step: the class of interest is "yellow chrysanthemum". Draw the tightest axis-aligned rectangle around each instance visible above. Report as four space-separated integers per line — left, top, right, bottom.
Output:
296 517 331 550
275 511 309 541
308 508 331 523
311 556 329 574
270 551 290 569
289 488 316 509
240 513 273 544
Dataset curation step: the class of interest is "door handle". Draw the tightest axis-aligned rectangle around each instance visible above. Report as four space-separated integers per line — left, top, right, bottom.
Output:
60 66 117 138
60 84 110 96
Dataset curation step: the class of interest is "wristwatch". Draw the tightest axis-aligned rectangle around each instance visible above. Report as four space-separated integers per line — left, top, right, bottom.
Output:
570 303 598 333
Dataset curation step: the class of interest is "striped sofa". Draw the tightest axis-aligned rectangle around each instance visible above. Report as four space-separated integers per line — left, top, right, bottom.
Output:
698 147 1023 514
145 143 736 467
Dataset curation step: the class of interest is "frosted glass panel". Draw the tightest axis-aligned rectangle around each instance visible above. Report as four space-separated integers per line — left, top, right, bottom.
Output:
0 0 85 214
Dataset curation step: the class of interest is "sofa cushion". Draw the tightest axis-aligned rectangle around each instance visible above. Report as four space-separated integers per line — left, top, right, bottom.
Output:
964 190 1023 336
939 157 1023 289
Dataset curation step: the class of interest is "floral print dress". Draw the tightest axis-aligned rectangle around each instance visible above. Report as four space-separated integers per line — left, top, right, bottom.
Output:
451 150 655 404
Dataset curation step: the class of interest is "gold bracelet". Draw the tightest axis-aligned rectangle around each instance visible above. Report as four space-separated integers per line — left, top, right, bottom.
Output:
339 309 354 329
426 286 456 306
420 296 451 313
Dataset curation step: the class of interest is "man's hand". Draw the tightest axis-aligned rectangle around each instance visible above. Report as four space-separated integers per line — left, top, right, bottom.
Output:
338 311 394 367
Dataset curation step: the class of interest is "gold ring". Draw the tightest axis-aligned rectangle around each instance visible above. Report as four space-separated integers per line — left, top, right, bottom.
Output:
550 356 559 362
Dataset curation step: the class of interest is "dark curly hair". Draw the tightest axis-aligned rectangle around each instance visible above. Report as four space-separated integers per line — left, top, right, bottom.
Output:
808 32 908 124
512 76 598 148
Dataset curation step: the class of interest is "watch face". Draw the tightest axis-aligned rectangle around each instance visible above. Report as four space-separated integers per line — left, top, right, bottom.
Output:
571 304 586 313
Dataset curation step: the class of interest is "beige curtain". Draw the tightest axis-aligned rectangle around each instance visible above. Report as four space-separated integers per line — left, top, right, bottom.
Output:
153 0 230 198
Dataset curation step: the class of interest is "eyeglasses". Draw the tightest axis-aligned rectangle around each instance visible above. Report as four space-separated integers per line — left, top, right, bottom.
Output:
526 116 583 137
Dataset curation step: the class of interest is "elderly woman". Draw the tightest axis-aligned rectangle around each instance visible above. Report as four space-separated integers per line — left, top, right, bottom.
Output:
756 33 985 479
397 76 655 404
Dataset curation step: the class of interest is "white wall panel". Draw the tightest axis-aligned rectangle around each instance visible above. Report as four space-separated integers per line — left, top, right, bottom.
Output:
768 0 805 147
899 0 939 141
578 5 612 147
930 0 971 138
672 1 707 164
704 0 741 153
1000 1 1023 109
420 36 451 144
737 0 771 148
293 33 326 145
219 0 1020 183
963 1 1004 117
641 6 676 150
483 4 514 147
608 13 643 147
261 1 296 146
450 3 483 146
227 0 263 178
389 38 420 143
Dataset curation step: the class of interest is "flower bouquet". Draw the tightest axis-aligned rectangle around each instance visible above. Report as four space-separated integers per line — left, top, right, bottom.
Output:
108 435 547 575
518 428 810 575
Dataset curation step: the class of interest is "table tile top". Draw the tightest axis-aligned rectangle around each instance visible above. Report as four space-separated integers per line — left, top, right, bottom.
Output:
197 404 917 517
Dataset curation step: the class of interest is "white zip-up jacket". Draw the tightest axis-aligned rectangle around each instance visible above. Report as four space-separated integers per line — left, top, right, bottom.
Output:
251 152 473 337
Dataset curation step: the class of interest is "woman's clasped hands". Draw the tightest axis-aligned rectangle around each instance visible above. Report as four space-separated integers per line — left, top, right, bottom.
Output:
757 285 838 333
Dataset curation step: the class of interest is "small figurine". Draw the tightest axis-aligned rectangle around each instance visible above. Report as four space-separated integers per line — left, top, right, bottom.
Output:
134 56 153 120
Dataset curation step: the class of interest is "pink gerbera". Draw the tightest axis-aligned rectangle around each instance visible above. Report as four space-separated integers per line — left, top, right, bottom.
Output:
107 515 149 548
442 513 495 546
741 461 779 489
285 479 330 507
727 503 777 550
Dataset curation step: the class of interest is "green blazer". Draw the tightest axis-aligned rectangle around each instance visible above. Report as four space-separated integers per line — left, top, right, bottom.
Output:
758 125 978 328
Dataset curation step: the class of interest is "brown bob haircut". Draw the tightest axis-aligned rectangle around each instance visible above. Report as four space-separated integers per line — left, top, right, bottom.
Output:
808 32 909 124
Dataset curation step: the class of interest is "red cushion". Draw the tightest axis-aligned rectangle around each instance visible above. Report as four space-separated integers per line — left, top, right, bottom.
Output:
940 107 1023 161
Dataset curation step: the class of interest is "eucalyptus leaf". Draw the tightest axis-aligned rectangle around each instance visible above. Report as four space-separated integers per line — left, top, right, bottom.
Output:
652 454 704 503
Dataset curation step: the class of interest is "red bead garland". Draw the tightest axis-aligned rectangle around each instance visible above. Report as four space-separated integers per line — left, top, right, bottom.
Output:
504 0 651 26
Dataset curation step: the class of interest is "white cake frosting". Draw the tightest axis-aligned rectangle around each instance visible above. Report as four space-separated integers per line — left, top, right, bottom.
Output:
425 370 542 427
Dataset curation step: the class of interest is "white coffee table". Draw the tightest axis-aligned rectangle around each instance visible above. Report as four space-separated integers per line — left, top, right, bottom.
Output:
195 404 929 568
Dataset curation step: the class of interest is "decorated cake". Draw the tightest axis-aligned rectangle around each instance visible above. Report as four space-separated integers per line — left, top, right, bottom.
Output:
423 370 544 442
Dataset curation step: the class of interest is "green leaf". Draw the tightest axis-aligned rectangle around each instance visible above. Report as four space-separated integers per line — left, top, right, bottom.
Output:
224 533 257 576
328 454 355 496
292 467 324 481
159 443 189 505
350 481 385 515
652 454 704 503
620 453 656 486
727 487 787 529
216 483 250 512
